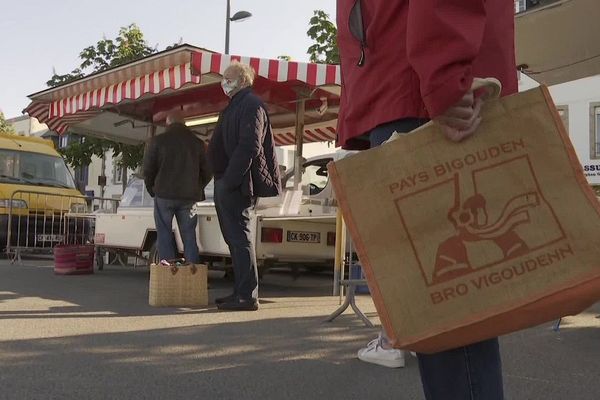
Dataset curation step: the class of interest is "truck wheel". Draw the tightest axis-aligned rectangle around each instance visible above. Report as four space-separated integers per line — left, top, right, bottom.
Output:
96 248 104 271
107 251 128 266
148 242 160 265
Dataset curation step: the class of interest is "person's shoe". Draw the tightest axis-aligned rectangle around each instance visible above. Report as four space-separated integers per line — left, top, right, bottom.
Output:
357 338 405 368
217 298 259 311
215 293 236 304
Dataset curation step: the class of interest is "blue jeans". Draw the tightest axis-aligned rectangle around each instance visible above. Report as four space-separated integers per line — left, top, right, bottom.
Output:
154 197 200 264
214 179 258 301
369 119 504 400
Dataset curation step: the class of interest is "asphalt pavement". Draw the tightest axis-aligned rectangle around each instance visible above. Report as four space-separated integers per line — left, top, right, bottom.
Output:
0 257 598 400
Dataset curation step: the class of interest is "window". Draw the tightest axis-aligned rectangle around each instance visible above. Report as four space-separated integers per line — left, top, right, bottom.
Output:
556 105 569 135
119 178 154 208
0 152 16 177
59 135 69 149
0 149 76 188
590 104 600 159
283 159 332 196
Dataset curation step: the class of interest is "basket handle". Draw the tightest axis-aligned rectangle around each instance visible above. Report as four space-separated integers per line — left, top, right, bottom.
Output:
169 265 197 275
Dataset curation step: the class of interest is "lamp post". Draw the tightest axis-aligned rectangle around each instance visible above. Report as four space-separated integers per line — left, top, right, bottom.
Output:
225 0 252 54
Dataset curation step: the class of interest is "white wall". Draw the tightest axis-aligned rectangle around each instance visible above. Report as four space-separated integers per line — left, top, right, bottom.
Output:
85 150 134 199
549 76 600 185
7 115 48 137
518 73 600 185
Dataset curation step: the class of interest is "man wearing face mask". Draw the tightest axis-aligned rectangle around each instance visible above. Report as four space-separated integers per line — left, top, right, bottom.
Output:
208 61 281 311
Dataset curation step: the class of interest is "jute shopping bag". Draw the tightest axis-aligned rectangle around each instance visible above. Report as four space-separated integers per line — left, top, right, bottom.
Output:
149 263 208 307
328 82 600 353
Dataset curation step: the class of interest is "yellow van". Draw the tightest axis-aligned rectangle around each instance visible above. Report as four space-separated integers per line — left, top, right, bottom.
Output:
0 132 84 249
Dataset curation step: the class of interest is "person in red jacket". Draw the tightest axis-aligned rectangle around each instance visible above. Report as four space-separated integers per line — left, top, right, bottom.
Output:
337 0 517 398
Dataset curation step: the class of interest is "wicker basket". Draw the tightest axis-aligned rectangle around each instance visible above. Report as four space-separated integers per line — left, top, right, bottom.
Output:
149 263 208 307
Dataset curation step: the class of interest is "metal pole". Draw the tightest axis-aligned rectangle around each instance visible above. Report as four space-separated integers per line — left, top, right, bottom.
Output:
293 99 306 190
100 152 106 199
225 0 231 54
332 208 344 296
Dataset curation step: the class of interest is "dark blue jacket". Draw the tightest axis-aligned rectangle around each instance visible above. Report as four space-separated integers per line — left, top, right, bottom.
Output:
208 88 281 198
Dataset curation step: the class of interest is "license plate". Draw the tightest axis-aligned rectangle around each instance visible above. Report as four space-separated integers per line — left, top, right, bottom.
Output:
37 234 64 242
287 231 320 243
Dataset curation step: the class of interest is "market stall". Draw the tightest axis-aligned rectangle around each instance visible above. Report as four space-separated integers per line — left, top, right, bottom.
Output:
24 44 348 293
25 44 341 186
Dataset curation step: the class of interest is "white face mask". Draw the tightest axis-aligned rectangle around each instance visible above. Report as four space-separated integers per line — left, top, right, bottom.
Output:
221 78 238 97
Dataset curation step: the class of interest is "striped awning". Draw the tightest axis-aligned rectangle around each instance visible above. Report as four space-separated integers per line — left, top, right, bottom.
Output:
190 51 341 87
273 123 337 146
25 47 341 145
25 61 201 133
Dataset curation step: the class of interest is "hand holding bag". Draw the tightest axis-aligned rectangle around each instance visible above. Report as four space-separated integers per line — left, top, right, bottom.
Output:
328 81 600 353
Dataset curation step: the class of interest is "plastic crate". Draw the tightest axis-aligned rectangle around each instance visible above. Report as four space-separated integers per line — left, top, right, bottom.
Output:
54 244 95 275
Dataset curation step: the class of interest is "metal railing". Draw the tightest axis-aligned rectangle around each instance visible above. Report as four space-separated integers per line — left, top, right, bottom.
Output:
5 190 119 264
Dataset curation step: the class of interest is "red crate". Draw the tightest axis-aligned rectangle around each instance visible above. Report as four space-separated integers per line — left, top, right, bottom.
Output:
54 244 95 275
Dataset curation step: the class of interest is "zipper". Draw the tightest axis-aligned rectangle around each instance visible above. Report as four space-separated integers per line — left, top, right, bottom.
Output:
349 0 367 67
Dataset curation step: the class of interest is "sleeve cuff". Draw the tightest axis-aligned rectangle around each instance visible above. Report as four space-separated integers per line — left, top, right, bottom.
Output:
422 70 473 118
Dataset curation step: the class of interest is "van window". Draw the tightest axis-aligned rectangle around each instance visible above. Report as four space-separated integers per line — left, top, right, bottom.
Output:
284 158 332 195
0 149 76 189
119 178 154 208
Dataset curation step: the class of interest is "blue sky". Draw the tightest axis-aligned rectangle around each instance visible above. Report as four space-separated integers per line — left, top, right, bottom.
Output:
0 0 336 118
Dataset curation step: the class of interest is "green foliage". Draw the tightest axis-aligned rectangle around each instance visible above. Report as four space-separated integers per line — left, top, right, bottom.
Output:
59 136 144 172
59 137 110 169
47 24 156 87
0 112 16 134
112 142 145 170
47 24 159 170
306 10 339 64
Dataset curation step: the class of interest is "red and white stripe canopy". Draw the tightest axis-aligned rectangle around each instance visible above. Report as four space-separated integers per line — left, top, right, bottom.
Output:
25 46 341 145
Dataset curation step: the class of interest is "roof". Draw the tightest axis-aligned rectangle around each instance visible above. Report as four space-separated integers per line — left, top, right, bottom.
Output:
0 133 57 156
28 44 212 103
25 47 342 146
515 0 600 85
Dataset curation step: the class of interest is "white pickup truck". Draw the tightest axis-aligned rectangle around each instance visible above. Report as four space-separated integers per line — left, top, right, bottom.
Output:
93 152 349 271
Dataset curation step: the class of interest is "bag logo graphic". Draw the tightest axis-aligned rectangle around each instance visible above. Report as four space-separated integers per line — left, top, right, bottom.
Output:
394 155 566 286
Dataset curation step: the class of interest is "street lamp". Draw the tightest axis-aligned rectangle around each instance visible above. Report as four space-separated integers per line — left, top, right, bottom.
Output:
225 0 252 54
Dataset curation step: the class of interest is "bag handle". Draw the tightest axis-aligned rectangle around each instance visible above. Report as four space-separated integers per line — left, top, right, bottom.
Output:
471 77 502 101
169 265 198 275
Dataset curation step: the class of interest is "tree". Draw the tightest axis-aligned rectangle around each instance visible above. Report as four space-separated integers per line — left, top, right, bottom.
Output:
47 24 156 87
0 111 15 134
306 10 339 64
48 24 159 191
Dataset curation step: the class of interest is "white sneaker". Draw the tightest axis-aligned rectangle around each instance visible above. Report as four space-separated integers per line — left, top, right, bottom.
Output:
357 338 405 368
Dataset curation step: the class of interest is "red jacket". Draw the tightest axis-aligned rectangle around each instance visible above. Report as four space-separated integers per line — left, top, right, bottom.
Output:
336 0 518 150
